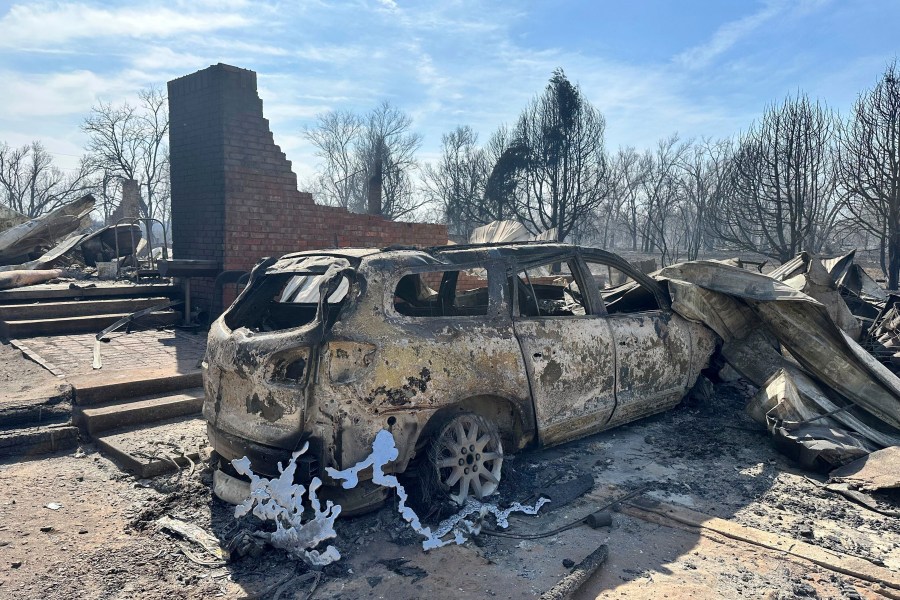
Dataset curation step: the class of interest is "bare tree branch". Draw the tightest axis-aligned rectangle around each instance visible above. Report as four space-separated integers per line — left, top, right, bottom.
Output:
82 86 169 223
421 125 490 237
839 60 900 288
0 141 93 217
712 93 839 262
304 102 423 220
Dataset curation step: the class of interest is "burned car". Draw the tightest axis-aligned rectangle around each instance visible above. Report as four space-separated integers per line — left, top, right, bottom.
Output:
204 243 717 509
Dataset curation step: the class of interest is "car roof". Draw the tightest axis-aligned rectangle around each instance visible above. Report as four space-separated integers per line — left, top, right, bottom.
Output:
429 241 577 264
278 248 383 260
269 242 668 307
277 241 631 269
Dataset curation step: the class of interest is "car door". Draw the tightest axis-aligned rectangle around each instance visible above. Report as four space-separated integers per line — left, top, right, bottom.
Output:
605 312 693 426
580 253 694 428
323 259 537 467
510 255 617 446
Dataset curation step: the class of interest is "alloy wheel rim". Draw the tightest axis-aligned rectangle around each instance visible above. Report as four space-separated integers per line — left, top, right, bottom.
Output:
434 414 503 505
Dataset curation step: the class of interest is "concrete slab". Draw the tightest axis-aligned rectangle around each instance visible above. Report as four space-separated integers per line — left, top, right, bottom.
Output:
0 423 78 458
0 381 73 428
76 388 204 434
94 415 207 478
12 329 206 377
70 368 203 405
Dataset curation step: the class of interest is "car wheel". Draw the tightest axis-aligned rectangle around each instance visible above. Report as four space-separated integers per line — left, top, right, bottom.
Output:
429 412 504 505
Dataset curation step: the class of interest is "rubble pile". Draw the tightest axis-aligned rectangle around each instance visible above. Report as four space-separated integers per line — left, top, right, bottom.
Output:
655 251 900 477
0 194 155 289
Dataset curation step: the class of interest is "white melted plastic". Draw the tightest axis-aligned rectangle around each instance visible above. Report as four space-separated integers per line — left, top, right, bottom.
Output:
234 430 549 564
232 442 341 566
326 429 549 551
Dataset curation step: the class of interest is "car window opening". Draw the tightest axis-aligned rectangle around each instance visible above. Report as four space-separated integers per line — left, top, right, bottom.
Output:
224 272 350 332
394 270 489 317
513 260 586 317
587 263 661 314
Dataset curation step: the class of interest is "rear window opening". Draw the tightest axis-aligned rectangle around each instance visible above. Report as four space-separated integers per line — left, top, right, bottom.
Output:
393 270 489 317
225 272 350 332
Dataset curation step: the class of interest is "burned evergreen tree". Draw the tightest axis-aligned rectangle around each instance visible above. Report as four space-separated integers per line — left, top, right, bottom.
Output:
482 135 529 222
512 69 611 242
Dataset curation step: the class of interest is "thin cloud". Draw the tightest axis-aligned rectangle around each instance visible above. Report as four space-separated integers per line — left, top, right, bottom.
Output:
189 38 293 58
0 2 251 48
0 69 135 118
129 47 209 73
0 0 892 194
674 1 787 69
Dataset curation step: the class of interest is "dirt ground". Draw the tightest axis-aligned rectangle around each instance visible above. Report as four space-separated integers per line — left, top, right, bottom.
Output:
0 343 63 402
2 374 899 600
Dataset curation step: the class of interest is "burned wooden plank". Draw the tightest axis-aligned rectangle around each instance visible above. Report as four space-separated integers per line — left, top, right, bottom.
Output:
0 269 65 290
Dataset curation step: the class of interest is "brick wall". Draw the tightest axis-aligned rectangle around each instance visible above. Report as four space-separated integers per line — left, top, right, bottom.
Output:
167 64 447 314
168 66 229 306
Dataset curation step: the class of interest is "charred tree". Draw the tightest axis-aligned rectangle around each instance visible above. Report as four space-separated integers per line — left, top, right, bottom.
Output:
678 138 732 261
611 147 651 252
82 87 168 222
0 141 92 217
305 102 423 220
713 93 839 263
639 134 690 265
422 126 490 237
513 69 611 243
839 60 900 289
479 126 529 225
303 110 365 210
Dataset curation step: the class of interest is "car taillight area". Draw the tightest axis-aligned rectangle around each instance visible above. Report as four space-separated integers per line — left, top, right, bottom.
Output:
204 255 358 464
268 346 311 384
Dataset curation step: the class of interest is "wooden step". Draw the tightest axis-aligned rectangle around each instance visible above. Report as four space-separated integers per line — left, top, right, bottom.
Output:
76 388 204 435
0 296 171 320
94 416 207 478
0 310 181 337
70 368 203 406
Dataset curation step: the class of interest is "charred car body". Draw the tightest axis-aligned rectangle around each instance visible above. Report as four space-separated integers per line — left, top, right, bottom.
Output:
204 243 717 509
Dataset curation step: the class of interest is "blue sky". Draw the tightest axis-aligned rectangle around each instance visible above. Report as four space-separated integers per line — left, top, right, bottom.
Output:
0 0 897 181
